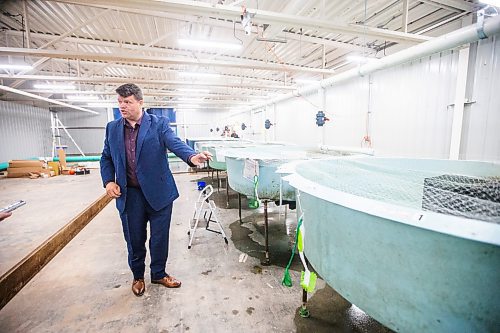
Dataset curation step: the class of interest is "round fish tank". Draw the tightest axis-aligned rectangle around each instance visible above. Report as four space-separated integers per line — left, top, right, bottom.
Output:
285 157 500 333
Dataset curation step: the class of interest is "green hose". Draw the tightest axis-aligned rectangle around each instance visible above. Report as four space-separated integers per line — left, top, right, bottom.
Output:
282 217 303 287
1 153 179 171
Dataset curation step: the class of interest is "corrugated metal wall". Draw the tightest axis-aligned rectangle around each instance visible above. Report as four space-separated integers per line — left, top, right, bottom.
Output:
267 50 464 159
56 109 107 155
0 101 51 162
271 50 459 159
176 109 225 141
238 33 499 163
275 95 321 145
227 111 254 140
370 51 458 158
323 77 370 147
249 109 265 141
461 35 500 162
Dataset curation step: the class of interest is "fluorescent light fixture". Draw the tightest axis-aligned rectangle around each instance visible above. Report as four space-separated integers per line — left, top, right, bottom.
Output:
34 83 76 90
295 79 320 85
177 88 210 93
480 0 500 7
177 97 204 102
177 104 201 108
178 38 242 50
0 64 33 70
178 71 221 79
87 101 116 107
256 37 287 43
346 55 379 64
66 95 99 101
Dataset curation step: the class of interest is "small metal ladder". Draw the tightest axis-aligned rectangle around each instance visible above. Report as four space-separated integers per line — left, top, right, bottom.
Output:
187 184 228 249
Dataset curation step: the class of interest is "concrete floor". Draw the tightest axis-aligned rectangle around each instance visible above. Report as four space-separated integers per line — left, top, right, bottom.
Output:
0 170 392 332
0 171 104 276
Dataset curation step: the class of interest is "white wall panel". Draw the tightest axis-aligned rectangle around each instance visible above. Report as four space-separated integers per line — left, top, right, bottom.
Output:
225 36 497 163
57 109 107 155
370 51 458 158
226 111 254 140
461 35 500 162
0 101 51 162
250 109 266 142
266 51 459 157
323 77 369 148
176 109 228 141
275 95 320 146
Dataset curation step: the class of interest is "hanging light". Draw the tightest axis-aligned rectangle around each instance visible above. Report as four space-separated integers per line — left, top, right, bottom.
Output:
178 39 242 50
0 64 33 70
34 83 76 90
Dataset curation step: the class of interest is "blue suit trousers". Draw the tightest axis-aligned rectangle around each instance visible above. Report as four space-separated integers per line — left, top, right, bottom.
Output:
119 187 173 280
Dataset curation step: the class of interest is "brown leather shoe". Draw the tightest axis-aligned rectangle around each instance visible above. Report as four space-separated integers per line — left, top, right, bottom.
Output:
151 275 181 288
132 279 145 296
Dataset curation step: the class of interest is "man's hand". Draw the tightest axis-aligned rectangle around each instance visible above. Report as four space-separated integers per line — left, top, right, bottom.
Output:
105 182 122 199
190 151 213 166
0 211 12 222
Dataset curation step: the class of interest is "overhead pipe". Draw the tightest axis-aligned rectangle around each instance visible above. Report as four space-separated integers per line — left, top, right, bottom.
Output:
247 15 500 112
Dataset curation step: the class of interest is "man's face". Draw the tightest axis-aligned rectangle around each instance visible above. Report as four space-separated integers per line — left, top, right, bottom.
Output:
118 95 143 120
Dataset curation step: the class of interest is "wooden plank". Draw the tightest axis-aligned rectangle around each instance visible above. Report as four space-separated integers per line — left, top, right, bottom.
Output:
0 193 112 310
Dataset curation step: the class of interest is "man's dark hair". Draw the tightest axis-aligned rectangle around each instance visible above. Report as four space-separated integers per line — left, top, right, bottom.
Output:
116 83 143 101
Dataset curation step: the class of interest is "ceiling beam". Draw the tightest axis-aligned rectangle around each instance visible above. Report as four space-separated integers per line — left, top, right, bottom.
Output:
423 0 477 12
48 0 431 44
280 31 367 52
0 85 98 114
59 99 251 106
3 30 288 76
27 90 268 99
5 28 366 68
0 74 297 91
0 46 336 75
9 8 113 89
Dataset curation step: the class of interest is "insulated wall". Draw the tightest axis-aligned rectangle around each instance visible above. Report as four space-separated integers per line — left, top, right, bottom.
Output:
225 111 255 140
270 49 458 158
369 50 458 158
176 109 228 141
274 95 320 145
57 109 107 155
323 77 369 148
461 35 500 162
235 34 498 162
0 101 51 162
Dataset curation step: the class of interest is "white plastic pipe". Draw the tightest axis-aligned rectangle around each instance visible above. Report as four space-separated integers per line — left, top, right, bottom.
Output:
247 15 500 112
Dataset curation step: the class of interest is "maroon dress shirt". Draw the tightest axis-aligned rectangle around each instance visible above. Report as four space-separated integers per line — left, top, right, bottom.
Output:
124 117 141 188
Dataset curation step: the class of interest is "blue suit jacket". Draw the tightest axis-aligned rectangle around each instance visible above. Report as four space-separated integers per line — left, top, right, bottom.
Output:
100 112 195 213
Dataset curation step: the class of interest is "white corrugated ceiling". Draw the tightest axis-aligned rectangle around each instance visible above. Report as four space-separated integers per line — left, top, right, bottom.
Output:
0 0 484 112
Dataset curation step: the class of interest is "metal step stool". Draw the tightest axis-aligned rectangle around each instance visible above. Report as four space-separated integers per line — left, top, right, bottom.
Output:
187 184 228 249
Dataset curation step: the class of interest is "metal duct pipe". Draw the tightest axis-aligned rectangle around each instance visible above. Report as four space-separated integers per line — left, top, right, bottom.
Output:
247 15 500 112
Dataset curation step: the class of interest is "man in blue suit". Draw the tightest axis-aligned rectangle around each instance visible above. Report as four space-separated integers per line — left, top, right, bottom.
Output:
100 83 211 297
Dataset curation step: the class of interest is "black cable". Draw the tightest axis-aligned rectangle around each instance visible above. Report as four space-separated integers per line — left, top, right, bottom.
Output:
21 15 25 49
233 21 243 44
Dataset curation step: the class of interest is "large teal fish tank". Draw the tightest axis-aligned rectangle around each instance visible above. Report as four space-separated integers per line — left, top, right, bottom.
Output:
224 145 370 201
285 157 500 332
